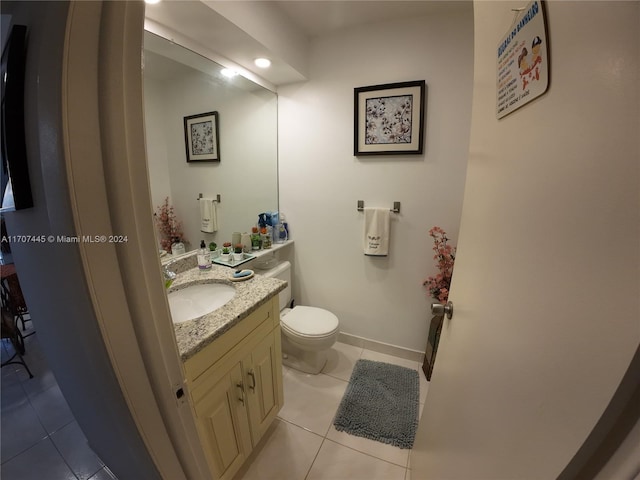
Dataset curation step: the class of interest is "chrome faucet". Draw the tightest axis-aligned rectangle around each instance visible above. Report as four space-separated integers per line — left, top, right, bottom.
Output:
163 264 177 288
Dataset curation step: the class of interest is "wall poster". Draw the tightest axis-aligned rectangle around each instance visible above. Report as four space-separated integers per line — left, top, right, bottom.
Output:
496 1 549 119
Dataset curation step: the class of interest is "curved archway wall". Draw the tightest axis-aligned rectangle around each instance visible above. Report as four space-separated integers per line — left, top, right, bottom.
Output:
278 7 474 352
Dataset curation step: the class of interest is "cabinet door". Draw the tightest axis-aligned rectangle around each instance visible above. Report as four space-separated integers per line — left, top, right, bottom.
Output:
245 328 283 445
191 362 252 480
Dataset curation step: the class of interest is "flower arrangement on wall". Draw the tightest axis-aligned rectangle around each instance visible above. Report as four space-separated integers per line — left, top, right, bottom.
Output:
155 197 186 253
423 226 456 303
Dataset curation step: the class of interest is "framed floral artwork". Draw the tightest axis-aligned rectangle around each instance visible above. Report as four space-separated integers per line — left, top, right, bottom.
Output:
354 80 426 156
183 111 220 162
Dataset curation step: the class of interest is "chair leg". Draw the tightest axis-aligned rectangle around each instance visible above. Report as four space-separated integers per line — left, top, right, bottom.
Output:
1 306 33 378
16 312 34 338
10 326 25 355
1 338 34 378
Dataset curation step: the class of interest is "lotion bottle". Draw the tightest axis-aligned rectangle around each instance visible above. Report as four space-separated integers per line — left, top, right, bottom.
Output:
197 240 211 269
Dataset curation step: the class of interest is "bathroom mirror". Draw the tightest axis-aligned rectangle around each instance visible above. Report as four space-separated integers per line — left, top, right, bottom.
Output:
143 31 278 253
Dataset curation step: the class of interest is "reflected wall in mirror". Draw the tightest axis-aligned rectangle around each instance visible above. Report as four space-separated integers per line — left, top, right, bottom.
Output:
143 31 278 253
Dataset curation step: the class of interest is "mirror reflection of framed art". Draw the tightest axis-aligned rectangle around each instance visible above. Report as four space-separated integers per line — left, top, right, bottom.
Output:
184 111 220 162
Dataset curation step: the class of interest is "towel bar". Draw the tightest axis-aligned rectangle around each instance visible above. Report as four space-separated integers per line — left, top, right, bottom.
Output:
197 193 221 203
357 200 400 213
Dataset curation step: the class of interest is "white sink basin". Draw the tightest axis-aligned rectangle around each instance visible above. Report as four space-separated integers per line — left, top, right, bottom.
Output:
168 283 236 324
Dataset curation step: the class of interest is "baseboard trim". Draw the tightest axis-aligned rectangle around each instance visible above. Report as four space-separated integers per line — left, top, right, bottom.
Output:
338 332 424 364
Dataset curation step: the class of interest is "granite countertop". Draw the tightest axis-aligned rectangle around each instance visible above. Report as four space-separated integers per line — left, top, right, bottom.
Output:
168 260 286 361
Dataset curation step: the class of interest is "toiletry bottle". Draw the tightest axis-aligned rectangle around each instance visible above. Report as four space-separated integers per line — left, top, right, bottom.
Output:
197 240 211 269
275 223 288 243
258 213 267 229
171 237 185 256
281 213 288 239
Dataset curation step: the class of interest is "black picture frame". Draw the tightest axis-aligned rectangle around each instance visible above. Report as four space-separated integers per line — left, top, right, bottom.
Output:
354 80 426 156
183 111 220 162
1 25 33 212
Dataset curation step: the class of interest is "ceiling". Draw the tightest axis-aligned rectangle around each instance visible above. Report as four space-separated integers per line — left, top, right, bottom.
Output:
274 1 470 38
144 1 471 87
144 31 261 91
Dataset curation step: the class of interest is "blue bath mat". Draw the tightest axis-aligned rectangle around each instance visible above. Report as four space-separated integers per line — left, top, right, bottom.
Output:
333 359 419 449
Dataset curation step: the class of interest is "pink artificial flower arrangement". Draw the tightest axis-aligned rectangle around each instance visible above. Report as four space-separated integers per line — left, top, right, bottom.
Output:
423 226 456 303
155 197 186 253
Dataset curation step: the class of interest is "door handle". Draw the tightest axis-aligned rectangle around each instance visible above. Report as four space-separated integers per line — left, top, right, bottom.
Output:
236 381 245 405
431 301 454 319
248 369 256 391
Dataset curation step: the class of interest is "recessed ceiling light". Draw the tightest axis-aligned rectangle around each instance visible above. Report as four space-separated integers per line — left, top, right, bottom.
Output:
144 0 162 4
254 58 272 69
221 68 238 78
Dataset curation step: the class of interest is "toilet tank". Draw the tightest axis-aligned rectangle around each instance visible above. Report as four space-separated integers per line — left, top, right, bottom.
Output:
258 260 292 312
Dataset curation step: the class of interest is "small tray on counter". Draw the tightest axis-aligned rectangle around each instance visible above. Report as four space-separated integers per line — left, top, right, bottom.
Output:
212 252 256 268
228 269 255 282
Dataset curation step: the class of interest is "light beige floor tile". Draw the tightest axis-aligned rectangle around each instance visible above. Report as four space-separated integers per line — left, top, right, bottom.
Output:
235 419 323 480
30 385 75 435
1 398 48 462
326 426 409 467
277 370 347 436
321 342 363 381
51 421 104 480
360 350 429 404
306 439 406 480
0 438 77 480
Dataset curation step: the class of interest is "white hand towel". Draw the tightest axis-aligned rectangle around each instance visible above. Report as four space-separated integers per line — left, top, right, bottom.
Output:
200 198 218 233
363 207 390 256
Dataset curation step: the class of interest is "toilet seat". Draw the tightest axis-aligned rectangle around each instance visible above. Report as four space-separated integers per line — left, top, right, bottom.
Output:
281 306 339 338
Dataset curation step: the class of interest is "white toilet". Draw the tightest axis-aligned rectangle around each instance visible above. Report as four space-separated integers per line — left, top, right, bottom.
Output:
259 261 339 374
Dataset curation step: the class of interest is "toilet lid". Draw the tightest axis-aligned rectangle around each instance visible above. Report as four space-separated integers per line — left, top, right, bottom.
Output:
281 306 339 337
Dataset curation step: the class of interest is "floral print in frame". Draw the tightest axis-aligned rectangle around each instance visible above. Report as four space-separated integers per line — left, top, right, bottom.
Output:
184 111 220 162
354 81 425 156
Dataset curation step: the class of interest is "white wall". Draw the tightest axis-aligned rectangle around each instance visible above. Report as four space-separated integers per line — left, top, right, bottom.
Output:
278 7 474 351
144 78 172 209
144 68 278 251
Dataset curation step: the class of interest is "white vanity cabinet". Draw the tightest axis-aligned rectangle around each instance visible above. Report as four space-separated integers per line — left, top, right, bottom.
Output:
184 297 284 480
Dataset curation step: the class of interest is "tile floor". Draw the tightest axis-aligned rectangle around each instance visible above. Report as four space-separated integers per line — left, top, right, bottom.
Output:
234 341 429 480
1 322 115 480
2 326 428 480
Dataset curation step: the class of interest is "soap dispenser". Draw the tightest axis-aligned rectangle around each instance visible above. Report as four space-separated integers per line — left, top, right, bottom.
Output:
170 237 185 256
197 240 211 269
